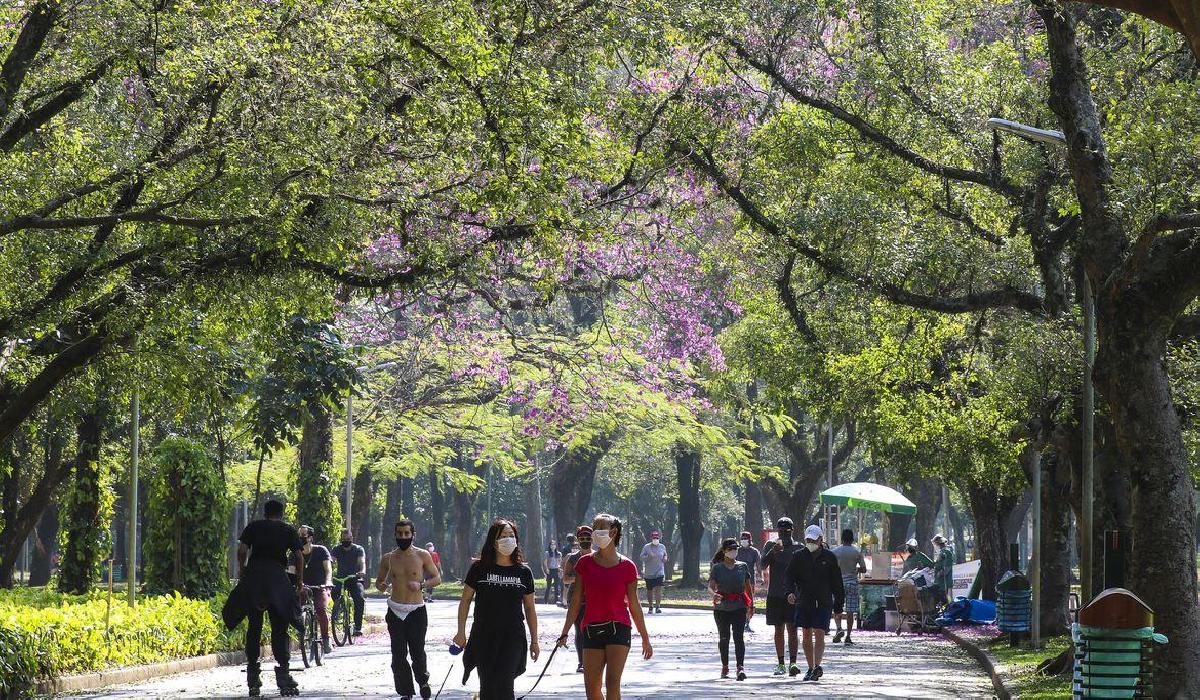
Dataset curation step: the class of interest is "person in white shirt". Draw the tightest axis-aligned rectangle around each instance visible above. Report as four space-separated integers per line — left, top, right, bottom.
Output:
639 530 669 614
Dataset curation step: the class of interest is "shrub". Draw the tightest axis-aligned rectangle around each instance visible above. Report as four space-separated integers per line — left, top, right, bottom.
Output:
144 437 230 598
0 589 242 693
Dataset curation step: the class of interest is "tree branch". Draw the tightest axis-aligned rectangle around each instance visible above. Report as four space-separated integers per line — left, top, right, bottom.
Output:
0 57 114 152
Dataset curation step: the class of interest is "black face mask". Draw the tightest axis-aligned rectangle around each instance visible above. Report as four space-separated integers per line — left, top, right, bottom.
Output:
779 530 793 543
396 537 413 550
340 540 352 547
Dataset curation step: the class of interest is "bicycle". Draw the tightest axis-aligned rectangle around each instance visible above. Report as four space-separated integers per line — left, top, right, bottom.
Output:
297 585 328 668
330 574 361 647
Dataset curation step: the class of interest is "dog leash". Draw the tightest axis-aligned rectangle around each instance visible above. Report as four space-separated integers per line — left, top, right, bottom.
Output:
517 641 560 699
432 643 463 700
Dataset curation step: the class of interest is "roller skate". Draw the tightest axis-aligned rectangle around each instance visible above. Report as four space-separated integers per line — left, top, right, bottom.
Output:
275 666 300 696
246 662 261 697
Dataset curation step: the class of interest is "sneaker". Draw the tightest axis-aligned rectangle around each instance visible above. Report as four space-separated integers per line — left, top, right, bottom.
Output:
721 666 730 679
745 624 754 634
773 663 786 676
420 683 432 699
832 631 844 643
353 628 363 637
656 607 663 614
322 639 332 654
812 665 824 681
801 668 814 681
736 668 746 681
844 637 855 645
577 663 584 673
789 663 801 677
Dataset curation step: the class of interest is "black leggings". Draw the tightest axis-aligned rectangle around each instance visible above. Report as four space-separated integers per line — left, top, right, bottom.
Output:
714 608 746 668
386 607 429 695
574 603 586 663
246 607 290 667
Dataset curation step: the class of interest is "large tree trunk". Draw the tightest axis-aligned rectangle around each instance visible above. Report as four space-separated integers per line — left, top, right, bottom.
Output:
548 436 613 538
58 407 104 594
674 447 704 588
523 476 545 578
28 502 58 586
429 467 446 570
452 485 473 579
297 403 338 542
1039 449 1073 636
964 482 1016 601
904 475 943 557
947 499 967 564
351 464 373 547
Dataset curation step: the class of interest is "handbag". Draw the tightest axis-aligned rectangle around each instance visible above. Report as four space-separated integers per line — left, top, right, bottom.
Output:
585 621 617 640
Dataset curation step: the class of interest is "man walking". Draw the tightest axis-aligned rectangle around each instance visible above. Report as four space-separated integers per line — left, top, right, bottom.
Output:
639 529 668 613
735 531 761 633
560 525 592 673
786 525 844 682
376 519 442 700
830 528 866 645
543 538 563 605
762 516 802 677
222 499 304 696
424 542 442 603
332 528 367 636
932 534 955 604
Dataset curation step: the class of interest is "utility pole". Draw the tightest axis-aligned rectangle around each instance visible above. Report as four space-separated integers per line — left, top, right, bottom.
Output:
1081 273 1096 604
127 375 140 607
345 393 353 532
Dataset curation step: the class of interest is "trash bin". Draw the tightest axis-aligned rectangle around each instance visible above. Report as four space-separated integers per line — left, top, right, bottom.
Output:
995 570 1031 634
1072 588 1167 699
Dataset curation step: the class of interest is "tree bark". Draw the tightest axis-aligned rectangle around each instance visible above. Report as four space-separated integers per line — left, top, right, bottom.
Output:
548 436 614 538
674 447 705 588
429 466 446 570
28 502 58 586
296 403 337 542
523 476 545 578
351 464 373 546
58 406 104 594
904 475 943 557
964 482 1016 600
1039 449 1073 636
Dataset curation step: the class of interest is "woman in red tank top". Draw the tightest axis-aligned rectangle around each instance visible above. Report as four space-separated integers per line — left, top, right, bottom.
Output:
556 513 652 699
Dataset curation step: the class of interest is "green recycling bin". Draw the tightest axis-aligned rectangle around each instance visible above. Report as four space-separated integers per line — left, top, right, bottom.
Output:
1071 623 1166 698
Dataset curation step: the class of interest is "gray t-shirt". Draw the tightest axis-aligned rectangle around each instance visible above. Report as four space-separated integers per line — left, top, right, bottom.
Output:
640 542 667 578
710 560 751 611
831 544 866 579
763 540 802 599
735 546 761 582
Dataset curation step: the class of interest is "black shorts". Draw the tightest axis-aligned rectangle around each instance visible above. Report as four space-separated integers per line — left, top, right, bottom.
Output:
765 596 796 627
643 576 664 590
580 621 632 650
795 603 833 631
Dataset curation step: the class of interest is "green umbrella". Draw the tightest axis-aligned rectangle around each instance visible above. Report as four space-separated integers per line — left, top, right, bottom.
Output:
819 482 917 515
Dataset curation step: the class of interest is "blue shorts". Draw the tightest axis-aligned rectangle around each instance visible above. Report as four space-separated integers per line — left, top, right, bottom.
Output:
794 603 833 631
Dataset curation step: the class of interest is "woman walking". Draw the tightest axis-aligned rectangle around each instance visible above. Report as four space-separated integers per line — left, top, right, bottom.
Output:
709 537 752 680
453 519 540 700
558 513 653 700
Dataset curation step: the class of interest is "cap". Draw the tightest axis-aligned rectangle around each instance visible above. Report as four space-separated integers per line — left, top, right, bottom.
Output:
906 538 918 548
804 525 823 541
740 531 752 539
776 516 794 529
650 530 661 538
576 525 593 537
932 534 947 544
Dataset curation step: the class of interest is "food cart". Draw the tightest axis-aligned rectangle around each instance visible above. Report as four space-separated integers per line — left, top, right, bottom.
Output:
818 482 918 630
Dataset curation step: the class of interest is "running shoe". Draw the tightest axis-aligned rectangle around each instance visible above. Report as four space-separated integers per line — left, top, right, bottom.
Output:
789 663 801 677
577 663 584 673
420 683 432 699
844 637 855 645
721 666 729 679
832 631 843 643
801 668 814 681
812 665 824 681
736 668 746 681
773 663 786 676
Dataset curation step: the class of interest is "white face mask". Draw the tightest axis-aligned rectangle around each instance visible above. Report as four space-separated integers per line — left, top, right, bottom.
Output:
651 538 660 545
496 537 517 556
740 539 750 547
592 530 612 548
805 542 819 553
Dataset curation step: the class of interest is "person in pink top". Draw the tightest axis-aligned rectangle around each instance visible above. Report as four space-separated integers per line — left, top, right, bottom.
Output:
557 513 653 699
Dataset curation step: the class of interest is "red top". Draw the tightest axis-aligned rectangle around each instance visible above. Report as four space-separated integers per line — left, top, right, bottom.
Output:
430 551 441 568
575 553 639 627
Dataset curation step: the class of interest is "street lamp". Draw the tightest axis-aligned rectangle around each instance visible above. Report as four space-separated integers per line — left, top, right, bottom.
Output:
986 117 1078 651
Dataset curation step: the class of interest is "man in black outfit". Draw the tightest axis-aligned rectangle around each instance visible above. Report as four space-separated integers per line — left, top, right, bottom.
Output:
222 500 305 696
332 527 367 635
786 525 845 682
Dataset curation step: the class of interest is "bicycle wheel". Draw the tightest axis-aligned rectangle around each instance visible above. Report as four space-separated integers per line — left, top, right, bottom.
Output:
332 597 348 646
343 594 355 646
298 609 312 669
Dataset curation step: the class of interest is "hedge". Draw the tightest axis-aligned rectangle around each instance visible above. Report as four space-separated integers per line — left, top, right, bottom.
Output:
0 589 243 697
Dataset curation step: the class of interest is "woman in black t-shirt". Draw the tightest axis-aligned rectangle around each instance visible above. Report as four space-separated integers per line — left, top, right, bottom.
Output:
454 518 539 700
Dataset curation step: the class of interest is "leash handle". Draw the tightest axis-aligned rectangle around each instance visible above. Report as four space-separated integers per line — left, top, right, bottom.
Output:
517 642 559 699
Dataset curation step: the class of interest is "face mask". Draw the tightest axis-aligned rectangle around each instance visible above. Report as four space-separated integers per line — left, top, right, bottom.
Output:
779 530 793 543
396 537 413 550
340 539 351 546
579 540 591 550
592 530 612 548
651 538 660 545
740 539 750 547
805 542 819 553
496 537 517 556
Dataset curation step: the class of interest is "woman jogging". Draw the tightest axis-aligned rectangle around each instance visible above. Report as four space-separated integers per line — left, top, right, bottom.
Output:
558 513 652 700
453 519 539 700
709 537 752 680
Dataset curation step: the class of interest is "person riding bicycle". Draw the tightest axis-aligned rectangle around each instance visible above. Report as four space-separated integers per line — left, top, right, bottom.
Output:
222 499 304 696
332 528 367 636
300 525 334 655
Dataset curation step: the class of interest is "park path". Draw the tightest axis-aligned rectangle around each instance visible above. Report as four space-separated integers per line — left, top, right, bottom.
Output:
62 600 993 698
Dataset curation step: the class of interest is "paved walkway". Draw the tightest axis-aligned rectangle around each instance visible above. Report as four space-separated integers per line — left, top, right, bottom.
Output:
64 601 992 698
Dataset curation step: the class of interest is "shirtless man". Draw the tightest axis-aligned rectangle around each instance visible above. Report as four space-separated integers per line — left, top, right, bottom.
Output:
376 519 442 700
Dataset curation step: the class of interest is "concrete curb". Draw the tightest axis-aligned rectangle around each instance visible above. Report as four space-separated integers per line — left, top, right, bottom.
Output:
940 628 1012 700
35 621 389 696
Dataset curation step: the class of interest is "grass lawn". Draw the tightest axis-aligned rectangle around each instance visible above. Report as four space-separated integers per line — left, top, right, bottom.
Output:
987 634 1073 699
